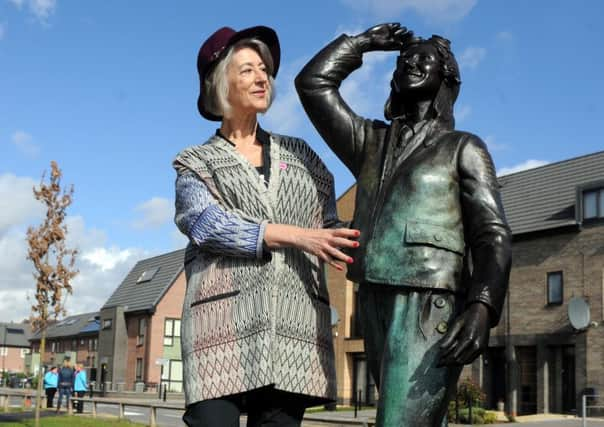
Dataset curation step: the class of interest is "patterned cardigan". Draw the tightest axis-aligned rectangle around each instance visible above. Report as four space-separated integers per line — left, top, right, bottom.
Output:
173 131 337 406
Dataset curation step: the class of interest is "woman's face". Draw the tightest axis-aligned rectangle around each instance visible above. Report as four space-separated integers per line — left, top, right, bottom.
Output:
226 47 270 117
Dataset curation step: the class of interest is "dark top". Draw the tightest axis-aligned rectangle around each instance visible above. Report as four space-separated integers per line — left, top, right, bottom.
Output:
215 126 271 185
58 366 75 387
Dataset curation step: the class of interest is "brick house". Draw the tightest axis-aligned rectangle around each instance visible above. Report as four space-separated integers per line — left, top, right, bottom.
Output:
329 150 604 415
98 249 185 392
29 312 99 380
0 322 32 378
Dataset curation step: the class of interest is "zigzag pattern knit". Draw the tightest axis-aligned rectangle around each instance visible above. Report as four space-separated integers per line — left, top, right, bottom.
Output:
173 132 337 405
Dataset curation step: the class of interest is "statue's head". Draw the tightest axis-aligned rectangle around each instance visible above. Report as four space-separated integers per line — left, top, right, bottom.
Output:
385 35 461 125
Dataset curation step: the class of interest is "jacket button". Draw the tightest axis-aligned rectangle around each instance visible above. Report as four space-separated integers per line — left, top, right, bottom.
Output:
436 321 448 334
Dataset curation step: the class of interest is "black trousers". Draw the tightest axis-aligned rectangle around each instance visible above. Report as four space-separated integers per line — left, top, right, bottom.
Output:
45 387 57 408
73 391 85 413
183 388 307 427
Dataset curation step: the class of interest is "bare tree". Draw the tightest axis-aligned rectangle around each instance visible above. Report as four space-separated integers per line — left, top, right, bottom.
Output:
27 161 78 425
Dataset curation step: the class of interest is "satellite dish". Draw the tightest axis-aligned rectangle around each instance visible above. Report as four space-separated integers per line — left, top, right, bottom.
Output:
330 306 340 327
568 297 591 330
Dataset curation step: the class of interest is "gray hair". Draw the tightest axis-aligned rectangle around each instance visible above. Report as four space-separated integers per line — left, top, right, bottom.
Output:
203 38 276 119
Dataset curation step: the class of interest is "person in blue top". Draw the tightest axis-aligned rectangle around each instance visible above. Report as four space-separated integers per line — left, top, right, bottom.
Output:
43 366 58 408
73 364 88 413
56 358 74 413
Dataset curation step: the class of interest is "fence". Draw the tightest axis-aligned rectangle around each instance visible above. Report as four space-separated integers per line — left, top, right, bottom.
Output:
1 391 377 427
583 394 604 427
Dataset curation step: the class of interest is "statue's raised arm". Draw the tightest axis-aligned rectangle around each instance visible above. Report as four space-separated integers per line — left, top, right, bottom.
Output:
295 23 412 177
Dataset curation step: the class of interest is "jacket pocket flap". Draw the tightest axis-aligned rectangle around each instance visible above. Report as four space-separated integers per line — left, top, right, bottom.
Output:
405 220 464 254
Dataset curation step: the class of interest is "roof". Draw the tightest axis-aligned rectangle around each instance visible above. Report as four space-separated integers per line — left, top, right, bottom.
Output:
0 322 32 347
31 312 99 341
101 248 185 313
498 151 604 235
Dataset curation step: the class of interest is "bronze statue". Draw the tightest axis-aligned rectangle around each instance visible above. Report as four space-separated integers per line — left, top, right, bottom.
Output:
296 23 512 426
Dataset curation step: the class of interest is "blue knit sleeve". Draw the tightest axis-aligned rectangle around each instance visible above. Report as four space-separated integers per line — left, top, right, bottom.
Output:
174 172 267 259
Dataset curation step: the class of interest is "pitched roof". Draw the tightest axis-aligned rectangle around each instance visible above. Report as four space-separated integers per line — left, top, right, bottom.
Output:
0 322 32 347
498 151 604 235
30 312 99 341
101 249 185 313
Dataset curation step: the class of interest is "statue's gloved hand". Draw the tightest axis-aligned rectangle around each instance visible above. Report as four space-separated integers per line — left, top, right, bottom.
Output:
437 302 491 366
354 23 413 52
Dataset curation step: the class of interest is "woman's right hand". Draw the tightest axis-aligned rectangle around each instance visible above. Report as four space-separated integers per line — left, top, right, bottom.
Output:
264 224 361 271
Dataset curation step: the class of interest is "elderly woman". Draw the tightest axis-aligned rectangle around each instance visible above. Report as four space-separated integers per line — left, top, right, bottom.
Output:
173 26 359 427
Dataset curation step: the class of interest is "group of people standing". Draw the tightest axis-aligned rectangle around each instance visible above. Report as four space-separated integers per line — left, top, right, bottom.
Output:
43 358 88 413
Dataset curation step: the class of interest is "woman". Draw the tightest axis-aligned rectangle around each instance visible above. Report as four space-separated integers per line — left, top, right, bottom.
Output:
174 25 359 427
73 364 88 413
55 358 74 413
43 366 58 408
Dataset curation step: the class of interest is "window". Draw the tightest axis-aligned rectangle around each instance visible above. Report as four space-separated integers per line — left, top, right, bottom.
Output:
583 188 604 219
0 347 7 357
161 360 183 392
164 319 181 346
20 348 30 358
547 272 563 305
137 267 160 284
137 318 147 346
50 341 56 353
88 338 98 352
135 358 144 382
103 319 112 330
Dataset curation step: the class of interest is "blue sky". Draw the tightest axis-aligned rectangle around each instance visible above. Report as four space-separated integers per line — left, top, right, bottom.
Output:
1 0 603 321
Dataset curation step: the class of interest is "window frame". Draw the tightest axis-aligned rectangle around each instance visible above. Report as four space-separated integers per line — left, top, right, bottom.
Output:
578 182 604 222
135 358 144 382
547 271 564 305
137 318 147 346
163 318 181 347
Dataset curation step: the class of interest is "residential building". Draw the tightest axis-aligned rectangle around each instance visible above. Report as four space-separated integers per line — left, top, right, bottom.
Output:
98 249 185 392
29 312 99 380
0 322 32 377
329 150 604 415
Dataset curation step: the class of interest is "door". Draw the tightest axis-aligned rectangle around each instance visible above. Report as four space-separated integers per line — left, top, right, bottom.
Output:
516 346 537 415
561 345 576 413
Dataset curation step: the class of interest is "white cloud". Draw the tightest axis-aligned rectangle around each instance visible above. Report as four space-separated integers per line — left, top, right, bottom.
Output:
340 51 394 119
0 173 45 235
10 130 40 157
458 46 486 70
455 105 472 122
0 172 151 322
132 197 173 230
7 0 56 23
498 159 549 176
340 0 477 22
170 228 189 250
8 0 25 8
29 0 56 22
81 247 135 272
484 135 506 151
496 31 514 42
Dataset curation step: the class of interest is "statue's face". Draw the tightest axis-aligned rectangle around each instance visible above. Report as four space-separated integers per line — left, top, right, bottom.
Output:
393 42 442 98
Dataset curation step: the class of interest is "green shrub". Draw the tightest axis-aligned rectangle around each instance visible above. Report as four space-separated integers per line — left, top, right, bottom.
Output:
483 410 498 424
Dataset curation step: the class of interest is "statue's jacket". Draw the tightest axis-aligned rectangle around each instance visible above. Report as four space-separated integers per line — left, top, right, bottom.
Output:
173 134 336 405
296 35 512 325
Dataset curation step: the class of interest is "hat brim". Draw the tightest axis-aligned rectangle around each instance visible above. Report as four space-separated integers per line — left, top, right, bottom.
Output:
197 25 280 121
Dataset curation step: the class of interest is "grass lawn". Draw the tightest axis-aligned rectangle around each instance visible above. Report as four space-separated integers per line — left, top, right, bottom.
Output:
0 416 143 427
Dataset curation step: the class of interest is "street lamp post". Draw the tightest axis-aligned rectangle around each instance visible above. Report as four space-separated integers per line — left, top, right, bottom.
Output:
2 326 7 387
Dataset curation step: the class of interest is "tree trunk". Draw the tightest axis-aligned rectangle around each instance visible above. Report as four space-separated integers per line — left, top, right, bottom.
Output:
34 330 46 427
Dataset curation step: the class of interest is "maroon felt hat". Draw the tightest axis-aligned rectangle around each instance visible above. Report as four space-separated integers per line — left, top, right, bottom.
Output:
196 25 280 121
